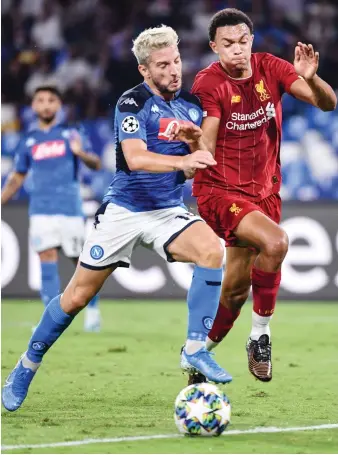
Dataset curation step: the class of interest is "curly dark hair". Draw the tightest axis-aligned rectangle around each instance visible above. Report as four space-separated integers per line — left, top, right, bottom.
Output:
33 86 62 101
209 8 254 41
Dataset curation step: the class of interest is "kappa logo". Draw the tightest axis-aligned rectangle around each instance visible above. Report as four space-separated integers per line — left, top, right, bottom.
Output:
26 137 36 147
61 130 70 139
175 212 194 221
255 79 270 101
229 203 243 216
151 104 159 114
120 97 138 107
32 140 66 161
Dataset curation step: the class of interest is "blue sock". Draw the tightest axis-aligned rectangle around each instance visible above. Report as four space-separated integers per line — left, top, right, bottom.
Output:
187 265 223 341
27 295 74 363
40 262 60 307
87 294 99 308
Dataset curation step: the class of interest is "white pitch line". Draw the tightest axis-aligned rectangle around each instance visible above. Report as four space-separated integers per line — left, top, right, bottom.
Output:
2 423 338 451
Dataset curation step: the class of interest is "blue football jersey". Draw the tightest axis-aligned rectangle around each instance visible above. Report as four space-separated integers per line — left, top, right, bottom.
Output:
14 123 91 216
104 82 203 211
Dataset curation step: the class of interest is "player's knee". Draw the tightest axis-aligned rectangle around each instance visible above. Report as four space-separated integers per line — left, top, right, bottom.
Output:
39 248 58 262
196 238 224 268
69 285 94 312
264 230 289 261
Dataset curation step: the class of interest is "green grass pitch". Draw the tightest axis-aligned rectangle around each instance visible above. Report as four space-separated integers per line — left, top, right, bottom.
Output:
2 300 338 454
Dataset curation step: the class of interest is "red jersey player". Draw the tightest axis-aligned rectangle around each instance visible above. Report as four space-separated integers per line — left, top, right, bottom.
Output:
187 9 336 383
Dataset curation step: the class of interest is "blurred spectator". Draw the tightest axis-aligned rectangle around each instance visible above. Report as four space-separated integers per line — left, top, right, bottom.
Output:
24 52 58 96
1 0 338 201
64 78 97 120
31 1 64 50
2 57 29 104
55 45 97 91
20 0 44 19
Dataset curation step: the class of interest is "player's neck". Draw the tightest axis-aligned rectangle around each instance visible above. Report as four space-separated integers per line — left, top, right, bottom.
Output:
144 81 175 101
38 119 57 131
220 61 252 80
153 88 175 102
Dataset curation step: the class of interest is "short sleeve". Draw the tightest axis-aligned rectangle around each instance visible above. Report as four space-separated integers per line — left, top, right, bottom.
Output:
13 138 30 173
266 54 301 95
116 99 148 144
191 75 222 119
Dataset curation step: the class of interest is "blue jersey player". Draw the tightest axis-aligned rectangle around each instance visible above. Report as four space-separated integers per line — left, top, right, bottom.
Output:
2 26 232 412
1 86 102 332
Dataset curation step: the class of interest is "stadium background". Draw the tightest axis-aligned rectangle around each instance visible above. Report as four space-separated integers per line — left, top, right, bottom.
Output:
1 0 338 300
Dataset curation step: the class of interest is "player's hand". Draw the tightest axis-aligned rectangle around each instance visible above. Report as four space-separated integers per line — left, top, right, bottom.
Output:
69 131 83 156
179 150 216 172
183 168 196 180
168 122 202 144
294 42 319 81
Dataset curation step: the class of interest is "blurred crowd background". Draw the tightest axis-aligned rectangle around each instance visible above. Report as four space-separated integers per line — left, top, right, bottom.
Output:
2 0 338 202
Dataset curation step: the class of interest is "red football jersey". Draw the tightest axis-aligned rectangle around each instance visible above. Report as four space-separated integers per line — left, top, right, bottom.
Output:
191 53 300 201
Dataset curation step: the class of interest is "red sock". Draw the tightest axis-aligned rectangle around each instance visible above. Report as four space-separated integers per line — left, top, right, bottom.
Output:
208 304 240 343
252 266 281 316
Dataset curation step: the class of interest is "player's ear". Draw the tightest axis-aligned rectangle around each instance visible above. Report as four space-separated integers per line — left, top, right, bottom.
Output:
138 64 149 79
209 41 218 54
55 97 62 109
31 98 37 112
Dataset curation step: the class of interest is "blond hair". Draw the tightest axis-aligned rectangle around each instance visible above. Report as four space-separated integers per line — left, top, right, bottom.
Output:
132 25 179 65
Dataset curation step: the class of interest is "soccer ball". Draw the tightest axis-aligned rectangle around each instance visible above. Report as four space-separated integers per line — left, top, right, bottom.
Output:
174 383 231 436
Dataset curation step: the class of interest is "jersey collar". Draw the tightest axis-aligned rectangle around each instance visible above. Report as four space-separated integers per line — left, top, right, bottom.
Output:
28 119 64 133
216 55 255 85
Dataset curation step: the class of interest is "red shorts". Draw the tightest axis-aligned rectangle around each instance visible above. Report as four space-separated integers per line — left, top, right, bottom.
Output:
197 193 281 247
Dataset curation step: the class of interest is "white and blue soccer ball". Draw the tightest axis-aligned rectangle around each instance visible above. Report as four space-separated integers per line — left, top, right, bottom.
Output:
174 383 231 436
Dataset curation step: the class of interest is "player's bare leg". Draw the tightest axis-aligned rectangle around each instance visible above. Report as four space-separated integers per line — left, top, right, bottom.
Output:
207 246 256 348
71 258 101 332
168 221 232 384
2 264 115 411
234 211 288 273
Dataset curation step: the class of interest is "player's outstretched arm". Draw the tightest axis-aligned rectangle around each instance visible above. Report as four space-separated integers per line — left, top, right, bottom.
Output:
1 171 26 204
122 138 216 173
291 42 337 111
70 133 101 170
